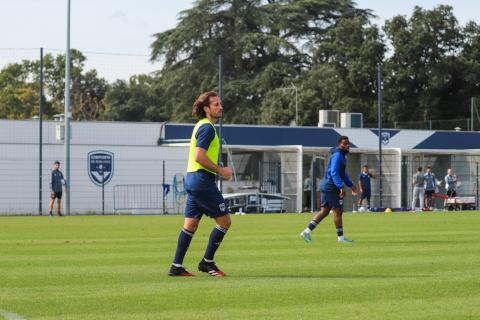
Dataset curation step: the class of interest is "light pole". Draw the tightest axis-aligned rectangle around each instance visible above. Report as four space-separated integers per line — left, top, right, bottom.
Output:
64 0 71 215
279 83 298 125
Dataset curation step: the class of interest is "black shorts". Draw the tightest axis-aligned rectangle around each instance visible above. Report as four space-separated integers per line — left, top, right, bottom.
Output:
425 190 434 197
51 192 62 199
446 189 457 197
360 192 371 202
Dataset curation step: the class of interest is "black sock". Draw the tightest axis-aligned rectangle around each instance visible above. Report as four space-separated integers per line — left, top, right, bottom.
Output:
204 225 228 261
173 228 195 265
307 220 318 231
336 226 344 237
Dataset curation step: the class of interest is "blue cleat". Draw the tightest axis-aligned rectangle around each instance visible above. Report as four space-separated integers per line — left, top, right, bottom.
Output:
300 231 312 243
338 237 354 243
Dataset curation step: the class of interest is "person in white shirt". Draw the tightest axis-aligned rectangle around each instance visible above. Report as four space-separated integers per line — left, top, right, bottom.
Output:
444 169 458 197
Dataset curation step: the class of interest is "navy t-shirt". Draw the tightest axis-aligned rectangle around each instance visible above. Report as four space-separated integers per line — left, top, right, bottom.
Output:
196 123 215 150
359 172 371 193
186 123 216 190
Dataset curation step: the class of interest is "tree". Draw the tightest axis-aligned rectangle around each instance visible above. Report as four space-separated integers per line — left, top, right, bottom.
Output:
150 0 367 124
298 16 385 126
0 49 109 120
103 74 168 122
0 61 41 119
383 5 468 127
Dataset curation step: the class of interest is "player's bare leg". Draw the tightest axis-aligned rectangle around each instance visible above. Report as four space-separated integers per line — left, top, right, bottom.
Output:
56 198 62 216
48 197 54 216
183 217 200 233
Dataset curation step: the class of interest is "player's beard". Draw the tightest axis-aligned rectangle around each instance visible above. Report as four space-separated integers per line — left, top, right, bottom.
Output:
212 111 222 120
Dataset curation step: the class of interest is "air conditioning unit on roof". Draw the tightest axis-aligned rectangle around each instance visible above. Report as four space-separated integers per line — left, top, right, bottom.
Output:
318 110 339 128
340 113 363 128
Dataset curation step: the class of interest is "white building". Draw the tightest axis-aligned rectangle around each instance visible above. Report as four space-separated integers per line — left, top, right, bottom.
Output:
1 120 479 215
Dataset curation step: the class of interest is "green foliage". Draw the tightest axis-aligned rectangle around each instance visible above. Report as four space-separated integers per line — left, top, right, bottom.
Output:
383 5 480 126
151 0 366 125
103 74 168 122
2 2 480 128
0 49 109 120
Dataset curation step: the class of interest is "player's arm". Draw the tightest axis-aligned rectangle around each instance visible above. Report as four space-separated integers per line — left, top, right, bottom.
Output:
50 171 54 194
61 172 67 191
344 172 357 195
194 148 231 180
330 153 344 191
358 180 363 193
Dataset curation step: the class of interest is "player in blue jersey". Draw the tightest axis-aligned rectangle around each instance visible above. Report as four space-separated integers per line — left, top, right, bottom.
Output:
358 165 374 208
169 91 233 277
300 136 357 243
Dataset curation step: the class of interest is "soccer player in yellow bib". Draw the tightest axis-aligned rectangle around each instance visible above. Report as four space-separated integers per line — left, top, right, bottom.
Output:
169 91 233 277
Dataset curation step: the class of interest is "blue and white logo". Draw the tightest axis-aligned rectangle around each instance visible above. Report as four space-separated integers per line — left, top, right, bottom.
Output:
381 132 391 145
88 150 114 186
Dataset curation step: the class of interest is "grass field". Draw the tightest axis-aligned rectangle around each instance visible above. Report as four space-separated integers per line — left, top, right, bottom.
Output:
1 212 480 320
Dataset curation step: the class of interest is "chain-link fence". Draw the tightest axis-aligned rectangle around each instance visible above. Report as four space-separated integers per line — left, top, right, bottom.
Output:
304 151 480 212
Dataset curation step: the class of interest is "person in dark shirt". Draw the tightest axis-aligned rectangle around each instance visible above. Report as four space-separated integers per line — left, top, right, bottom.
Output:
168 91 233 277
48 161 67 216
300 136 358 243
358 165 374 208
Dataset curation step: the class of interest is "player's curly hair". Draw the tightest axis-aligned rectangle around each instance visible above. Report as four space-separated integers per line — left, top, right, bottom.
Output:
192 91 218 119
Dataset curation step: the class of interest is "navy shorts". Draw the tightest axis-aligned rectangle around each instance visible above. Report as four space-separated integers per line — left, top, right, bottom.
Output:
360 192 371 202
320 190 343 209
184 174 229 219
51 191 62 199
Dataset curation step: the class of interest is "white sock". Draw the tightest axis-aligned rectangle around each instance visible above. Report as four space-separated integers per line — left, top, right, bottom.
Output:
303 228 311 234
338 235 344 241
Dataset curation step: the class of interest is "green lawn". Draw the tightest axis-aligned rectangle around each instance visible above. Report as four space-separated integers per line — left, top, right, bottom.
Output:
1 212 479 320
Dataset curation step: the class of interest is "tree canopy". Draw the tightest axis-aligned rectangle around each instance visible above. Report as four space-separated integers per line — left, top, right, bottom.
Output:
1 2 480 130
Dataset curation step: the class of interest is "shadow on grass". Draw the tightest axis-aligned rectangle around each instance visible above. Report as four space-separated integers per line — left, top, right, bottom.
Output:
364 240 466 244
234 274 433 279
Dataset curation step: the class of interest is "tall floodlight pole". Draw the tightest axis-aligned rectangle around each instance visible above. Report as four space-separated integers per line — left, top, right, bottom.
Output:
39 48 44 216
64 0 71 215
218 55 224 192
471 97 475 132
377 63 383 208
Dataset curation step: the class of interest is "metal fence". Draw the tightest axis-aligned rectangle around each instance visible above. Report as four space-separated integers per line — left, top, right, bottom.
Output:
303 151 480 212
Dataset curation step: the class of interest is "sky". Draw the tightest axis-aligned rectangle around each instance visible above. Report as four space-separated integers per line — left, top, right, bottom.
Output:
1 0 479 81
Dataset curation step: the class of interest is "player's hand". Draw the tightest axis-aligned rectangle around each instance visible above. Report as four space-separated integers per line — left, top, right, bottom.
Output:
220 167 233 181
50 192 55 197
339 188 345 198
351 186 358 196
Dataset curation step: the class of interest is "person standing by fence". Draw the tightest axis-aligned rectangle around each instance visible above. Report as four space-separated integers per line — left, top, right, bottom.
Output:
444 169 458 197
424 166 437 210
411 167 425 211
358 165 374 209
48 161 67 216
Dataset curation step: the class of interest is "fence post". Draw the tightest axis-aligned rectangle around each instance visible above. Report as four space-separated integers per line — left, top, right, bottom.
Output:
477 162 479 210
162 160 166 214
102 171 105 215
377 63 383 208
